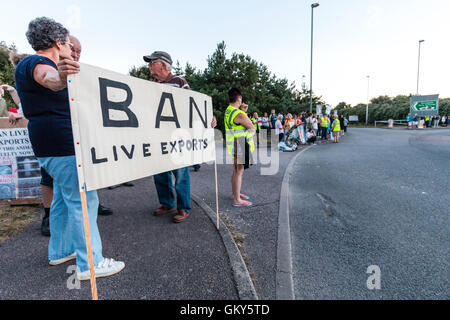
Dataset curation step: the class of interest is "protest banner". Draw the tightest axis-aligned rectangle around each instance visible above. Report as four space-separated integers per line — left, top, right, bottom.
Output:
67 63 216 299
68 63 216 192
0 118 41 204
316 105 322 115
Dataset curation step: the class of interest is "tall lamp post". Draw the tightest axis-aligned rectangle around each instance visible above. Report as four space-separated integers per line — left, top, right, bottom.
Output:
416 40 424 96
309 3 320 114
366 75 370 125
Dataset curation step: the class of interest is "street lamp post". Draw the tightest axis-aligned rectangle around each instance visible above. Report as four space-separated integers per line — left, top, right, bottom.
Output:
416 40 424 96
309 3 320 114
366 75 370 125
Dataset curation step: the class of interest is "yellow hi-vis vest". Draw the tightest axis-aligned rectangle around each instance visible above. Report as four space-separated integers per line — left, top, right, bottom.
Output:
251 118 258 131
225 106 255 158
333 119 341 132
321 116 329 127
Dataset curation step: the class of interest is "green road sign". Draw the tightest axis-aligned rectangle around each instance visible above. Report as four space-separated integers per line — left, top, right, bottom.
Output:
410 95 439 117
413 100 437 111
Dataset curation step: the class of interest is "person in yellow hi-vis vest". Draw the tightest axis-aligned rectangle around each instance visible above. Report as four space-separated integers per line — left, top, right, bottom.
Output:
320 114 329 140
331 115 341 143
225 88 255 207
251 112 261 147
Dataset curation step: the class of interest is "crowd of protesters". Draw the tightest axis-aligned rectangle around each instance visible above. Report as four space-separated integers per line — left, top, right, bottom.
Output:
249 110 349 145
406 113 450 129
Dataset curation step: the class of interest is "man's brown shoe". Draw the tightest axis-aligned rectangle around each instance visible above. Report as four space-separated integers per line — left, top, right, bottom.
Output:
154 207 176 217
173 210 190 223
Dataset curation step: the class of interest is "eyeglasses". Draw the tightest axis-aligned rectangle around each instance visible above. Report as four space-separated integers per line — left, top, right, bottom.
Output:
65 42 74 50
148 60 163 66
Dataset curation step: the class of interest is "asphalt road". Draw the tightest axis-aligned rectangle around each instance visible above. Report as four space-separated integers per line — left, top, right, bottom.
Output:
289 128 450 299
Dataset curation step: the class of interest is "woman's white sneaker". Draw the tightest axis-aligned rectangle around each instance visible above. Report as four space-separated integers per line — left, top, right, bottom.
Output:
76 258 125 281
49 252 76 266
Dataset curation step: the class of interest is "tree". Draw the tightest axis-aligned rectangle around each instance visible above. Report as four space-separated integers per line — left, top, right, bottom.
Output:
172 60 183 76
129 64 154 81
334 102 351 113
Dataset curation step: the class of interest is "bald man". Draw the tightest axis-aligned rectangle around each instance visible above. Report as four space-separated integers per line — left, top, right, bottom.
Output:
69 35 82 61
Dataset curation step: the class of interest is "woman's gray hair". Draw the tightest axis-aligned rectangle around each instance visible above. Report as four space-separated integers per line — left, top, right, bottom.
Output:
26 17 69 51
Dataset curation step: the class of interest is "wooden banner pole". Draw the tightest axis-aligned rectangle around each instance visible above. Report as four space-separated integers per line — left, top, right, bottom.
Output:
214 160 220 230
80 187 98 300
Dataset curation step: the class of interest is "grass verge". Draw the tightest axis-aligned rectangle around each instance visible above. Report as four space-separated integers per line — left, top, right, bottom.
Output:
0 204 40 244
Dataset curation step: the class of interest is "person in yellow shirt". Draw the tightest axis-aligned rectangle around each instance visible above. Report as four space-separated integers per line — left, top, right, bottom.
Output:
331 115 341 143
284 113 296 130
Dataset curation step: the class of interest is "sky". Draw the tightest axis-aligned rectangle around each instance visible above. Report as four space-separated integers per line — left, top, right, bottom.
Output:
1 0 449 107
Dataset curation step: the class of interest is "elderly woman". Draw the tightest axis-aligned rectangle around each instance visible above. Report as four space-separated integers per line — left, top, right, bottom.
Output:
14 17 124 281
275 115 284 142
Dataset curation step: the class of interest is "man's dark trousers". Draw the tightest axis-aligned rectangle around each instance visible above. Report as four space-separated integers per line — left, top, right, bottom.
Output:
321 127 328 140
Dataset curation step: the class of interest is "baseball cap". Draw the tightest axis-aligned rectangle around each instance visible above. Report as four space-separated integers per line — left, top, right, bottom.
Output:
143 51 173 65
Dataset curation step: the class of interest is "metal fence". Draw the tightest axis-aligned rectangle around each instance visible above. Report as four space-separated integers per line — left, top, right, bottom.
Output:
374 120 408 128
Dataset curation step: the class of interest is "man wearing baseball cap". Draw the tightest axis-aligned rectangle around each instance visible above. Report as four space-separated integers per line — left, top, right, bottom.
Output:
144 51 217 223
143 51 191 89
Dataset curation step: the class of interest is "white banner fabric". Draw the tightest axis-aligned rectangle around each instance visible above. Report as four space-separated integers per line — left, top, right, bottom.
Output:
68 64 215 192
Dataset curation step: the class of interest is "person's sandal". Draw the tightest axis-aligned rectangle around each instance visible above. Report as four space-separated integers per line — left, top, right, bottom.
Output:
232 200 253 208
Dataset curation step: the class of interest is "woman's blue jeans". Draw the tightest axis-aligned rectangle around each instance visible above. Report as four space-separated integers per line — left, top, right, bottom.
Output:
38 156 103 272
